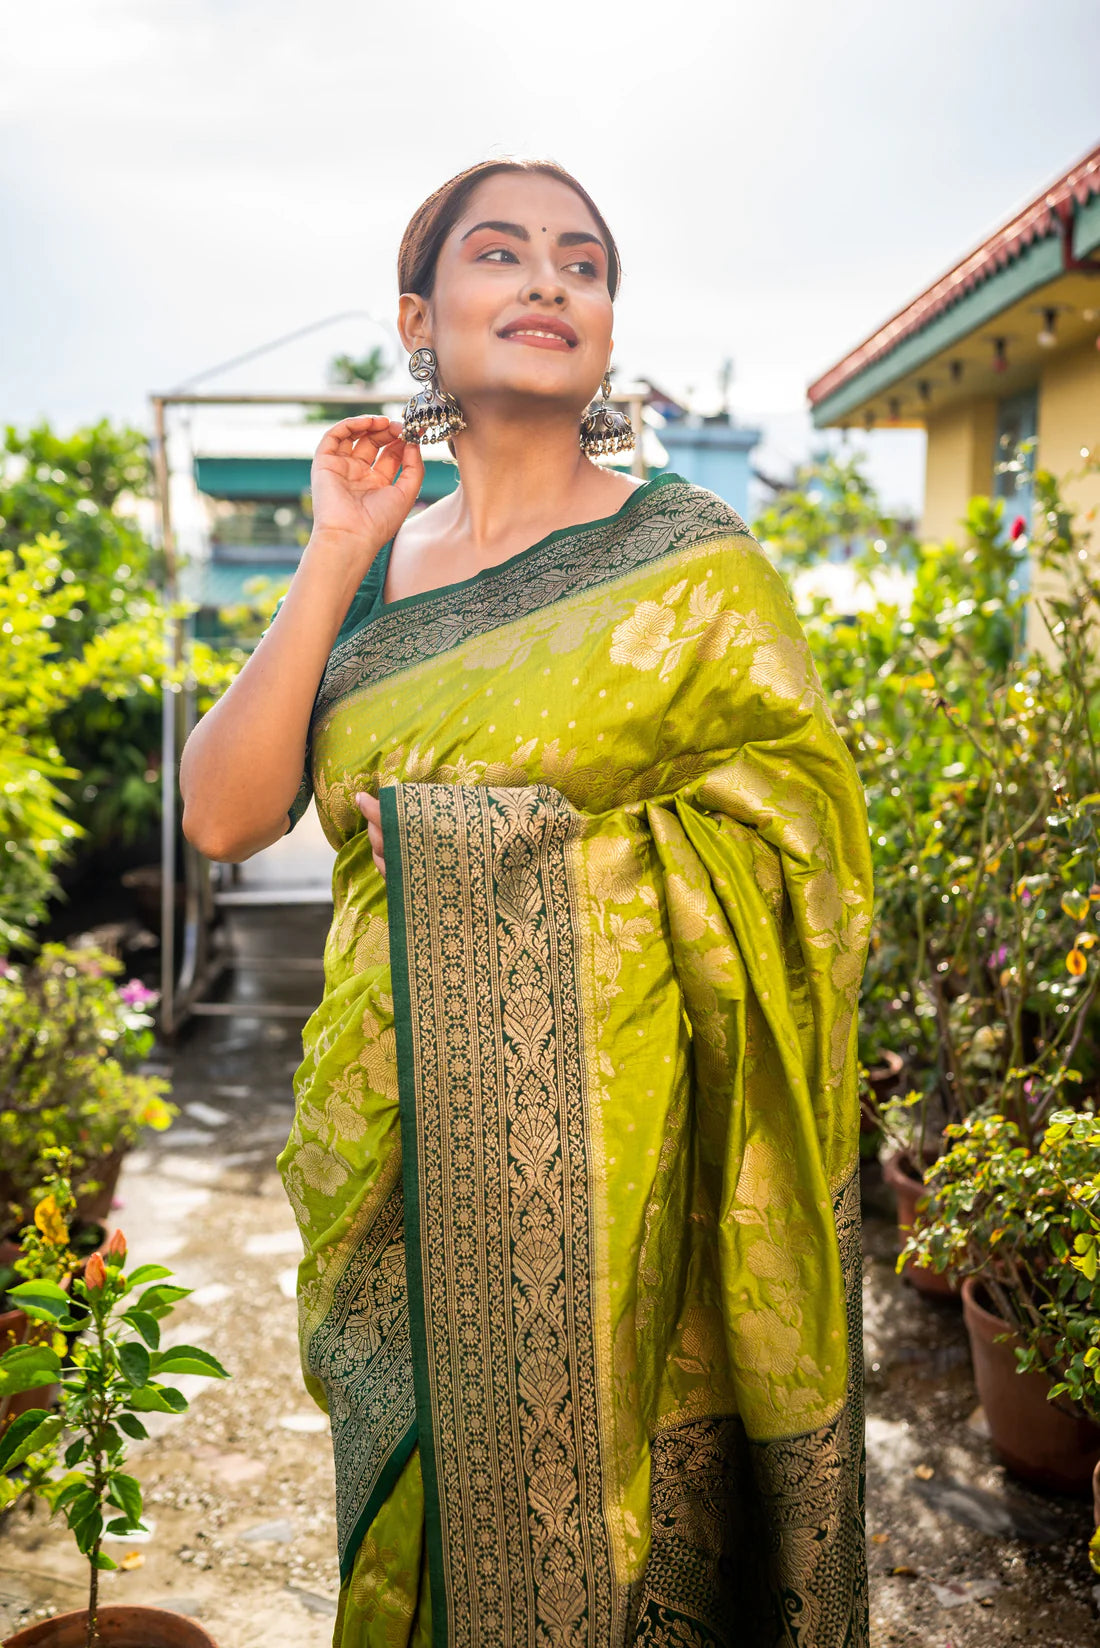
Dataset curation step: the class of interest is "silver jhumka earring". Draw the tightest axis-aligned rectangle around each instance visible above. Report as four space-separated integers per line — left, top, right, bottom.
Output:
401 346 467 444
579 369 635 457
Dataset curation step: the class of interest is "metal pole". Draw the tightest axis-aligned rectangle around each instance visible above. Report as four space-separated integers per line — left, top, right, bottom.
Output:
151 397 179 1037
630 395 647 479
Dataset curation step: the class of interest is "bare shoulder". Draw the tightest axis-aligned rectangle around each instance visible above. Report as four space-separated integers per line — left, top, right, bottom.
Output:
391 494 452 551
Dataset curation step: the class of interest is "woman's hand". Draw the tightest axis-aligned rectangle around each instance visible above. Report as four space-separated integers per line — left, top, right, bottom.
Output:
311 415 425 554
355 791 386 879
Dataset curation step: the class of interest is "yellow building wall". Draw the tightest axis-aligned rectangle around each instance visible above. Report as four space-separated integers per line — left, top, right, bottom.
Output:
920 397 998 542
1028 337 1100 658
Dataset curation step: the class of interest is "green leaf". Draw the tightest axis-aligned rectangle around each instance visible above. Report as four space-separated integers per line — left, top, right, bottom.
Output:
6 1279 69 1320
64 1437 86 1469
67 1490 103 1555
125 1264 174 1287
117 1341 150 1388
93 1550 118 1571
0 1344 61 1396
0 1410 61 1473
126 1383 189 1414
107 1472 143 1526
152 1345 229 1380
116 1412 148 1441
135 1283 191 1317
39 1470 83 1513
1075 1248 1099 1282
122 1309 160 1349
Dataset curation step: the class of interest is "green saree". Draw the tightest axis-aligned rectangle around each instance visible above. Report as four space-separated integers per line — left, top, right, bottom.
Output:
274 470 875 1648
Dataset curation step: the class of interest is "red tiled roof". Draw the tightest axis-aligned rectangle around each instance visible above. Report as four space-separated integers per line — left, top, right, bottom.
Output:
807 140 1100 408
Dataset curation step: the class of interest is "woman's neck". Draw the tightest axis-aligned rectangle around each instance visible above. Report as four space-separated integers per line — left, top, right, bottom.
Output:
436 406 638 555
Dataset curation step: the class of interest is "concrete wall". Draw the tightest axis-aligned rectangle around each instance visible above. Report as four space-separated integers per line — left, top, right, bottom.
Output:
920 397 998 542
1028 335 1100 656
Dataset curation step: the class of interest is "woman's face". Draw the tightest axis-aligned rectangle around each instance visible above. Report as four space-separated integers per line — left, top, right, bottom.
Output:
399 171 614 417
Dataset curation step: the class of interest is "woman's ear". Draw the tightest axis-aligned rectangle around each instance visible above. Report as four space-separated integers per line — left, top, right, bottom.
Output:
397 292 431 356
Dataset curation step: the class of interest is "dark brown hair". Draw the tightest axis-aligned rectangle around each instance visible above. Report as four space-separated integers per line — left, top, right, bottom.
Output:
397 157 622 460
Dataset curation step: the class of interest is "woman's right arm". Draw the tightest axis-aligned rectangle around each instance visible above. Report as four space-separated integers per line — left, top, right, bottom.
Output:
179 415 423 862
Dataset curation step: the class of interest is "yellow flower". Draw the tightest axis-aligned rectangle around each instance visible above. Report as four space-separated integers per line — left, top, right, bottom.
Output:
140 1096 173 1131
33 1194 68 1247
1067 948 1087 977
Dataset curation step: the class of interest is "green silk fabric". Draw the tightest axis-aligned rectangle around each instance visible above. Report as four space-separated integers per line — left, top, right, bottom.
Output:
275 472 875 1647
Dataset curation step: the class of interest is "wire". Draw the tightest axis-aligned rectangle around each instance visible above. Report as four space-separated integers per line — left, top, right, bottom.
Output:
169 310 402 392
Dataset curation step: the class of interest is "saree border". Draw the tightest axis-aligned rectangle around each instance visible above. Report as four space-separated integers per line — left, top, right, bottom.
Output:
381 780 448 1631
300 1159 419 1583
315 476 750 711
382 780 615 1648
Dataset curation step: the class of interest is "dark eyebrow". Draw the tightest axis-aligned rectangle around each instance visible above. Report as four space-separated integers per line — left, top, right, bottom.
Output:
460 220 607 259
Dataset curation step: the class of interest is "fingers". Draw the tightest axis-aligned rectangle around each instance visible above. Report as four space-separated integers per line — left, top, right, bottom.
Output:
316 414 403 460
355 791 386 878
394 438 425 499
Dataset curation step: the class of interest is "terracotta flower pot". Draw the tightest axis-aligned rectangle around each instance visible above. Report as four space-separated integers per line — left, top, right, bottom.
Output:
2 1604 217 1646
0 1299 61 1432
882 1148 960 1299
862 1048 905 1134
74 1149 126 1226
961 1274 1100 1496
0 1146 126 1236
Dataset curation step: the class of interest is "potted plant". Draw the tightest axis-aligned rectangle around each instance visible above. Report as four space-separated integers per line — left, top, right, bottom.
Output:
900 1106 1100 1496
874 1087 960 1298
0 1155 92 1435
0 945 175 1235
805 461 1100 1279
0 1210 227 1646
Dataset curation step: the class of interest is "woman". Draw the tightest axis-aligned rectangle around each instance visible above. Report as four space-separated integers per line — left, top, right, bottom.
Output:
180 158 874 1648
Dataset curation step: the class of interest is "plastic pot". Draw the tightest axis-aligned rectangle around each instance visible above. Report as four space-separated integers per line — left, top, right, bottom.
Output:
2 1604 217 1646
961 1274 1100 1496
881 1148 960 1299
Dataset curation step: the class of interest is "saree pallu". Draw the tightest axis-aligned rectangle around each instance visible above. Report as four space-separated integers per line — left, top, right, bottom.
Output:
274 472 875 1648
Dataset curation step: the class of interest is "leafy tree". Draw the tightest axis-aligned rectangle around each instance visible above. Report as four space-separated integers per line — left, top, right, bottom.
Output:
1 423 165 854
0 532 166 948
752 448 918 576
305 344 390 421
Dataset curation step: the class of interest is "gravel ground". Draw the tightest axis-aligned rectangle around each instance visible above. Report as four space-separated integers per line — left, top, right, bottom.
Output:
3 938 1099 1645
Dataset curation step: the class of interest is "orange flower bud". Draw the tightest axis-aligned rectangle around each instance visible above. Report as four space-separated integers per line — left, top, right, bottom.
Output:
104 1228 127 1260
84 1252 107 1290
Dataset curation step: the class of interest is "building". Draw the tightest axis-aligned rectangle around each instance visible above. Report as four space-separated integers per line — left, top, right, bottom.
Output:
806 140 1100 637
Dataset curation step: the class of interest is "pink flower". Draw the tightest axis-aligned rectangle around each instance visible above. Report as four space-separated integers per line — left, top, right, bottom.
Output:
104 1228 127 1261
84 1252 107 1290
119 979 158 1007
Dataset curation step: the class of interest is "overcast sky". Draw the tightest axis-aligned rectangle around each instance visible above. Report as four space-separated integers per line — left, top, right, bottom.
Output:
3 0 1098 516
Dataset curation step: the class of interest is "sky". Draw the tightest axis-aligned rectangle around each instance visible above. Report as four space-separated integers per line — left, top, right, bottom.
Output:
3 0 1099 519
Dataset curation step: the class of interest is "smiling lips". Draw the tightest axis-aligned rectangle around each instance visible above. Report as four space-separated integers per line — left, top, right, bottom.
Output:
497 315 578 349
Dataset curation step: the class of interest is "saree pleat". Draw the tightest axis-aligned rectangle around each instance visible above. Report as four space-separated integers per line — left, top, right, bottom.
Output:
275 472 875 1648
